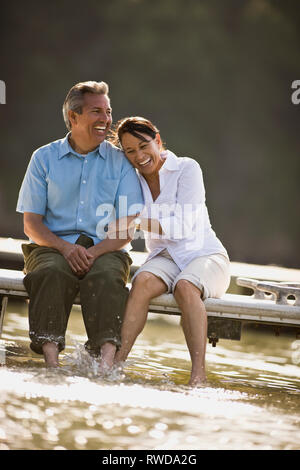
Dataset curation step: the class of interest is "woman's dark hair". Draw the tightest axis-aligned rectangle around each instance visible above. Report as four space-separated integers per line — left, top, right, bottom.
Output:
110 116 164 148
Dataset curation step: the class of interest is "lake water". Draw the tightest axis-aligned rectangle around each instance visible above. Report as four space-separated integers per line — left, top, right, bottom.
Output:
0 300 299 451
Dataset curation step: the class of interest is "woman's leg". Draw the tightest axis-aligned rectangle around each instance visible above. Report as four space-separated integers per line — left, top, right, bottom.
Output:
173 279 207 386
115 272 167 363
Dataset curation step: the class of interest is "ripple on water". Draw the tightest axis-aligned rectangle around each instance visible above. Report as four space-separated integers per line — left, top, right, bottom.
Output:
0 311 300 450
0 365 299 450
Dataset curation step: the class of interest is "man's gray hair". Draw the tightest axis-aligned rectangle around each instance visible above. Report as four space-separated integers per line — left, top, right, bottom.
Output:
62 81 109 130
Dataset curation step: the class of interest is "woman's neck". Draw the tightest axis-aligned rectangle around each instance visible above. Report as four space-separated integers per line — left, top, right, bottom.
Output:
144 173 160 201
142 156 165 184
144 172 159 185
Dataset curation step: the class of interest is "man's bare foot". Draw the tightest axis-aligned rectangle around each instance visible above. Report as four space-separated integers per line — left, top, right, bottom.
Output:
42 342 59 368
99 342 117 374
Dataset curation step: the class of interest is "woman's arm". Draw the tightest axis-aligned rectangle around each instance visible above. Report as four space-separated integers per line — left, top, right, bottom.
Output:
107 159 205 241
139 160 205 241
154 159 205 241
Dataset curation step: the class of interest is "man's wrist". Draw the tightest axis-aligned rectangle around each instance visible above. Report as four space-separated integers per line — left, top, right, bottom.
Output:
56 238 72 254
134 217 141 230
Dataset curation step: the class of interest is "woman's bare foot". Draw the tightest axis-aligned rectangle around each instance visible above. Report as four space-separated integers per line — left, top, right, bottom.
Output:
188 366 207 387
189 375 207 387
42 342 59 368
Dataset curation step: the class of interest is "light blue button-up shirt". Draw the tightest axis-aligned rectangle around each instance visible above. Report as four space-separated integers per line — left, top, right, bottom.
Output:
16 134 144 245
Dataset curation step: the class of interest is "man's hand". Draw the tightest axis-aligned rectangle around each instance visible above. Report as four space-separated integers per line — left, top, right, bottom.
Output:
85 245 99 270
107 215 137 240
60 242 94 276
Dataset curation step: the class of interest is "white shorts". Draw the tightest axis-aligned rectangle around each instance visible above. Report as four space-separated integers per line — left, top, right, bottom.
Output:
132 249 230 299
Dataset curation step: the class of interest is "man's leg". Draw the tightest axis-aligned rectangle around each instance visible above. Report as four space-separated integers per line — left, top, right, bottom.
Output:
79 251 131 370
23 245 79 366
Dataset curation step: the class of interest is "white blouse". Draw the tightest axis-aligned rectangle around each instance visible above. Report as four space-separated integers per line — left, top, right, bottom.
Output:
138 150 228 270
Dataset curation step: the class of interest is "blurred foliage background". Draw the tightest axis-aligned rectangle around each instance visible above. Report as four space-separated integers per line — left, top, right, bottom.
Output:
0 0 299 267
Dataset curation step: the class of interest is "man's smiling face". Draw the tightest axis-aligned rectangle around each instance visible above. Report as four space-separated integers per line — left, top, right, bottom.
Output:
70 92 112 151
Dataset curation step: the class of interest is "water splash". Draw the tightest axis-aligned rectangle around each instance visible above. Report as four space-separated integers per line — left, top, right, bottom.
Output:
62 342 125 382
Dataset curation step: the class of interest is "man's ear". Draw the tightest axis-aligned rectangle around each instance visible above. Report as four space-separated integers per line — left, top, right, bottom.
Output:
68 110 78 127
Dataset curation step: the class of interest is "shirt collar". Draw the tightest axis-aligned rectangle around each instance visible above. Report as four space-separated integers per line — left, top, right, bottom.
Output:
58 133 107 160
137 149 180 193
160 150 180 171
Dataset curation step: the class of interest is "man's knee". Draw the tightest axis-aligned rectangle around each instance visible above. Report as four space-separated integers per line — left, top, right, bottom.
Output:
26 251 72 275
82 269 127 295
29 262 69 279
24 261 77 295
87 252 130 283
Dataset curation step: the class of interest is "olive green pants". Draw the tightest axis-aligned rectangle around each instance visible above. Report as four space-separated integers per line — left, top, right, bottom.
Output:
22 235 132 356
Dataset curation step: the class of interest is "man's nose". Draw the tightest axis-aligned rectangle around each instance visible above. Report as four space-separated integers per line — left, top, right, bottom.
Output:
97 112 109 123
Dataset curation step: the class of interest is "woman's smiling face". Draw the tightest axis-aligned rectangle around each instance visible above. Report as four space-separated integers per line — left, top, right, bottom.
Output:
121 131 164 176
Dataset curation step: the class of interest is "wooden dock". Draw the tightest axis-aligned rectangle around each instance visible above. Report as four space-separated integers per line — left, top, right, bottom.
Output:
0 237 299 346
1 237 300 286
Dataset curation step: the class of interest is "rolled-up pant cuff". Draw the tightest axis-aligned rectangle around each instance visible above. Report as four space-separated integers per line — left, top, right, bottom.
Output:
29 332 65 355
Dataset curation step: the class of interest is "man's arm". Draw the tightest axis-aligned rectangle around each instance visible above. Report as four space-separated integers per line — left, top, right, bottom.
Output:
87 236 133 260
86 161 145 262
24 212 93 275
107 215 164 238
86 214 137 261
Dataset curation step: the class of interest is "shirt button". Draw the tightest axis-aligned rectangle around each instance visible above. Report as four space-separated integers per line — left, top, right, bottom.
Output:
79 218 82 222
81 201 84 204
82 180 86 184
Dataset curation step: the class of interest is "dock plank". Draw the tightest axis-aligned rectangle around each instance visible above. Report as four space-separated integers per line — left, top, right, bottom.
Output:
1 237 300 283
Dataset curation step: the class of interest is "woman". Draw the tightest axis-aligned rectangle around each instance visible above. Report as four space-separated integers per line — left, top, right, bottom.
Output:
110 117 230 386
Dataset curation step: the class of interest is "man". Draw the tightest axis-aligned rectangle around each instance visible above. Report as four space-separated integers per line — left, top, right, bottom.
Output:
16 81 144 369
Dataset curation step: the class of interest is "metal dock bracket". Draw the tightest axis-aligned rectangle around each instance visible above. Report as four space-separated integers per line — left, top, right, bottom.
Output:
256 282 300 306
237 277 276 300
237 277 300 306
